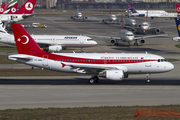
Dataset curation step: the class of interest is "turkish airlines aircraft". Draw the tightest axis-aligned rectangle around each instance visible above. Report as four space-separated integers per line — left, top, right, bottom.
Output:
0 24 97 52
0 3 5 14
0 0 36 22
8 23 174 83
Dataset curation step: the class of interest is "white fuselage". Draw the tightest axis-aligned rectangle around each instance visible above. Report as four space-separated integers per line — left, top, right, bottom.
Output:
108 14 117 21
0 34 97 47
75 11 82 18
119 30 134 42
8 53 174 74
0 14 30 22
140 21 150 31
124 18 136 26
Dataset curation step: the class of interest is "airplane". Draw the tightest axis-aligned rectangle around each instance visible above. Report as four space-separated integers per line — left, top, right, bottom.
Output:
0 0 36 22
127 3 179 19
87 15 168 46
71 7 87 20
3 0 18 14
102 4 118 24
172 18 180 42
0 23 97 52
122 11 174 35
8 23 174 84
0 3 5 14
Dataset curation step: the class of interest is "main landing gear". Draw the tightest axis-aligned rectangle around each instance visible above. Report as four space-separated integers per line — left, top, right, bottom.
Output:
134 39 138 46
89 76 99 84
146 73 151 83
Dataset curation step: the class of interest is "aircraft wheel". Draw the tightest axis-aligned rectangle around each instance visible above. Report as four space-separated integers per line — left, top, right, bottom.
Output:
134 43 138 46
89 76 99 84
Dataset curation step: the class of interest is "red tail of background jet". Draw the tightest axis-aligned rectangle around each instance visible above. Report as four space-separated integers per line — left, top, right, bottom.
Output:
4 3 18 14
176 4 180 15
0 3 5 14
14 0 36 14
11 23 46 55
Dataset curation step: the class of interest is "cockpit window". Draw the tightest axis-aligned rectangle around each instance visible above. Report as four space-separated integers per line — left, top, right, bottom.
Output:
126 34 134 36
87 39 94 41
157 59 167 62
142 24 148 26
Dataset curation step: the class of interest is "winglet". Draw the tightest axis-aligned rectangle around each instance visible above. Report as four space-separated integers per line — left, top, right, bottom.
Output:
175 18 180 37
176 4 180 15
11 23 46 55
14 0 36 14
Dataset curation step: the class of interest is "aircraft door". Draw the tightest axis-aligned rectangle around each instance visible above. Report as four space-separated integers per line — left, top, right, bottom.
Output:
80 35 84 44
145 56 151 67
42 55 48 66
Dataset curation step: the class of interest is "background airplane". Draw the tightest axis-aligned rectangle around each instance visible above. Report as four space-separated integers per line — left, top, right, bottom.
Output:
0 3 5 14
0 0 36 22
87 15 168 46
0 23 97 52
127 3 179 19
71 6 87 20
172 18 180 42
8 23 174 84
3 0 18 14
102 4 118 24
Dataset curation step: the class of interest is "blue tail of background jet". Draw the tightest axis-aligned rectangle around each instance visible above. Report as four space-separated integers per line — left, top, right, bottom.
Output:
175 18 180 37
126 3 137 13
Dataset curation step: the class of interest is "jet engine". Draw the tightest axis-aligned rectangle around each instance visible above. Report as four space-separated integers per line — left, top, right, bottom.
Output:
154 28 161 34
140 39 145 44
110 39 115 44
100 70 124 81
131 28 136 33
48 45 62 52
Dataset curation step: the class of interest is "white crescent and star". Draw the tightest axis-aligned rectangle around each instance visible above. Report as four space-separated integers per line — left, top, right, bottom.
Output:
18 35 29 44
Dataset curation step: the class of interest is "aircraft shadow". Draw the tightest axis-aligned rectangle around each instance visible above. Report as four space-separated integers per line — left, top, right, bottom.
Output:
0 78 180 86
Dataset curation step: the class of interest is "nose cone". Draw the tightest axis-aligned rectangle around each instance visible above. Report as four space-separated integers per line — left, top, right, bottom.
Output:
167 62 174 71
132 22 136 26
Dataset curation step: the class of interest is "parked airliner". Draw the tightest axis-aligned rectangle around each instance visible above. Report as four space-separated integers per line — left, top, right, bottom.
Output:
122 12 174 34
0 0 36 22
8 23 174 83
172 18 180 42
0 24 97 52
71 9 87 20
87 16 168 46
127 3 180 19
3 0 18 14
102 4 118 24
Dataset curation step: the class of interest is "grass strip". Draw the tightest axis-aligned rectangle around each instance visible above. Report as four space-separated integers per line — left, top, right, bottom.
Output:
0 105 180 120
175 44 180 48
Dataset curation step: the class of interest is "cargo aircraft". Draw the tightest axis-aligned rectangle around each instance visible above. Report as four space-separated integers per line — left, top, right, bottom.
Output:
8 23 174 84
0 23 97 52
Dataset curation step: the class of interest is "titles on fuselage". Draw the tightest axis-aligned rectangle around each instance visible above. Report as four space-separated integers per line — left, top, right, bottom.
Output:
64 37 78 39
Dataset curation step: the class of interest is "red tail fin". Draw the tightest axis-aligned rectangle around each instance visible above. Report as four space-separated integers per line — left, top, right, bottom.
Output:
176 4 180 15
14 0 36 14
11 23 46 55
0 3 5 14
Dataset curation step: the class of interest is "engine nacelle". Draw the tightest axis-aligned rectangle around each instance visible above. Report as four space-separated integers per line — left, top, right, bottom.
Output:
155 28 161 34
131 28 136 33
110 39 115 44
104 70 124 81
140 39 145 44
49 45 62 52
85 16 88 19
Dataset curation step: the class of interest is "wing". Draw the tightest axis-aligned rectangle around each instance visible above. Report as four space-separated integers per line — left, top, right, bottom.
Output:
149 25 175 29
134 34 168 40
63 63 128 74
84 34 121 40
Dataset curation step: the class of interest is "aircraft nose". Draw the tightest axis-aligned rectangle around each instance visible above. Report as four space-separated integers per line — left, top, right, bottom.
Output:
166 62 174 71
93 41 97 45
